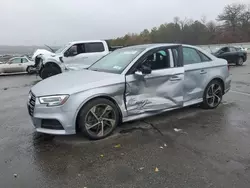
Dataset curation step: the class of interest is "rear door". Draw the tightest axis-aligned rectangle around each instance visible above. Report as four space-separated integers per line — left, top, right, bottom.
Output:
125 45 184 115
183 47 211 106
228 47 239 62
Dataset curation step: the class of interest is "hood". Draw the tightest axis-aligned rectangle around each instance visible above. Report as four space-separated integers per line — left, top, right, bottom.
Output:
32 49 54 60
64 55 104 71
31 69 124 96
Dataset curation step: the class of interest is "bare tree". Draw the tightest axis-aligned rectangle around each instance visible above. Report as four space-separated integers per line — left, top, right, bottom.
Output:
217 3 246 28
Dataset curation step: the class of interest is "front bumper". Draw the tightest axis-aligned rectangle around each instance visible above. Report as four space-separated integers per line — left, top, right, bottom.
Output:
27 95 76 135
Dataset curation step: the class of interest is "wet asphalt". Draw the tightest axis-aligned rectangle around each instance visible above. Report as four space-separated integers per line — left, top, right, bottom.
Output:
1 61 250 188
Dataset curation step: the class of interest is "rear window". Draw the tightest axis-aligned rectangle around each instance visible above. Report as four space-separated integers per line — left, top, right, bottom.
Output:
85 42 105 53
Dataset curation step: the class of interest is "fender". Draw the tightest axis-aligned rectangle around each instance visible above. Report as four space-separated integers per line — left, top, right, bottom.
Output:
43 56 66 72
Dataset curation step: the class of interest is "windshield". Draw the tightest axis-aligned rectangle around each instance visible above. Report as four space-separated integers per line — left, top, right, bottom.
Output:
55 43 71 54
88 48 145 74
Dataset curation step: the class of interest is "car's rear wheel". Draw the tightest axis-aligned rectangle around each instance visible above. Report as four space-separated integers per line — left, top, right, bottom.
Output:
236 57 244 66
78 98 120 140
201 80 223 109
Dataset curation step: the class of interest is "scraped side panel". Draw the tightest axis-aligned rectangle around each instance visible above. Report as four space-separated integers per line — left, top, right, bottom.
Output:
125 68 184 115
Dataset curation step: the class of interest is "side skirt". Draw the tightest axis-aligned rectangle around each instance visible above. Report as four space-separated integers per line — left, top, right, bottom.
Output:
122 98 203 123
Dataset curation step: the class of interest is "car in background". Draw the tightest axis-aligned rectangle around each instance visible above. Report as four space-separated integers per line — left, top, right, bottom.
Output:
212 46 247 66
28 43 231 140
0 56 35 74
32 40 123 79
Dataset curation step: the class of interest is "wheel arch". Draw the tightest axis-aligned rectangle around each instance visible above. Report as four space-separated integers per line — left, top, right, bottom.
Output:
206 77 225 94
75 95 123 132
44 61 62 72
26 65 32 72
240 54 246 62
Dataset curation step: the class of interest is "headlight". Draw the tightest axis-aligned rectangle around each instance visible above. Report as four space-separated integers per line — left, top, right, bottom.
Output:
39 95 69 107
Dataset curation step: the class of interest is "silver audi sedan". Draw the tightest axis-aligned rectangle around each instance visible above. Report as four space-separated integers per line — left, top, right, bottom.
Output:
27 44 231 140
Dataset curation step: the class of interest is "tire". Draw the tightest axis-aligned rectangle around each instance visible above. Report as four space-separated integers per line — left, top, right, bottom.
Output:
40 65 61 79
26 66 33 74
78 98 120 140
201 80 223 109
236 57 244 66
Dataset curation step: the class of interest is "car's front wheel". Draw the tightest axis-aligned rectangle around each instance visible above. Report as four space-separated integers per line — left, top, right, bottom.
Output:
202 80 223 109
78 98 120 140
40 65 61 79
26 66 33 74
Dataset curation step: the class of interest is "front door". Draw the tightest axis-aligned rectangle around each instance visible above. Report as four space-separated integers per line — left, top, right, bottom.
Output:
20 57 30 72
125 46 184 115
63 42 107 70
217 47 232 63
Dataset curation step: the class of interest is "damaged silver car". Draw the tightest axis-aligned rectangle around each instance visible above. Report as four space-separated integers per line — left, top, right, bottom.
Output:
27 44 231 140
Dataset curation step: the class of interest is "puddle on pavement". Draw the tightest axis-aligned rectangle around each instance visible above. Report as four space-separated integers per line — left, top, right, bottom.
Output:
0 79 41 91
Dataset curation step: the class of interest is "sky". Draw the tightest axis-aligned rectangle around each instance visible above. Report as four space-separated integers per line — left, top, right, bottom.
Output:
0 0 249 46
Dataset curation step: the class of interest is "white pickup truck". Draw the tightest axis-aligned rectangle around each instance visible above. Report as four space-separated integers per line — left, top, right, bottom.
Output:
32 40 122 79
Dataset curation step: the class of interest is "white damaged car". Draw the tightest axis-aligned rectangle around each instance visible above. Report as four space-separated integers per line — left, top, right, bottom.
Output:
32 40 122 79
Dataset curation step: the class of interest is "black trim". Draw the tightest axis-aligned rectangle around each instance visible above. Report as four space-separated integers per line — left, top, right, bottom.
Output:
176 46 183 67
41 119 64 130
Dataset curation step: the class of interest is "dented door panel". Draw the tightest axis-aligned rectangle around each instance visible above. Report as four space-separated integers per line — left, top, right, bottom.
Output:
183 63 204 103
125 67 184 115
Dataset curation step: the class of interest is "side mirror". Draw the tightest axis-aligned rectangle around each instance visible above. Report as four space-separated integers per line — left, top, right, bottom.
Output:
64 51 69 57
135 64 152 76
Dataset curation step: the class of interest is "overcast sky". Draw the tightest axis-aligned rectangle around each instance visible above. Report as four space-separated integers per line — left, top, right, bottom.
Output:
0 0 249 46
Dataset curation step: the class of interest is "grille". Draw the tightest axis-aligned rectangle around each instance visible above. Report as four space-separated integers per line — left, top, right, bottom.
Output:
28 92 36 116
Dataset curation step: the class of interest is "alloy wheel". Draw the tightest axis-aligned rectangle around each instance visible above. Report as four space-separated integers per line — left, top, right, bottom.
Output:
85 104 116 138
206 83 222 108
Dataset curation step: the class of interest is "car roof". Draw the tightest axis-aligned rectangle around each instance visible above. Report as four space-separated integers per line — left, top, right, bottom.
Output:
9 56 29 60
120 43 199 50
70 40 106 44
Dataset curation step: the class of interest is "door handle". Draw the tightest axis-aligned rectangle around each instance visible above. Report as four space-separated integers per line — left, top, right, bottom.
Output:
200 69 207 74
170 75 182 81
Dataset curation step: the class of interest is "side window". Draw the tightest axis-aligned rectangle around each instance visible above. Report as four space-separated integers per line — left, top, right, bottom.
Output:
183 47 202 65
230 47 236 52
10 58 22 64
85 42 105 53
197 51 211 62
68 45 77 54
143 49 171 70
22 58 28 63
65 44 85 56
224 47 230 52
